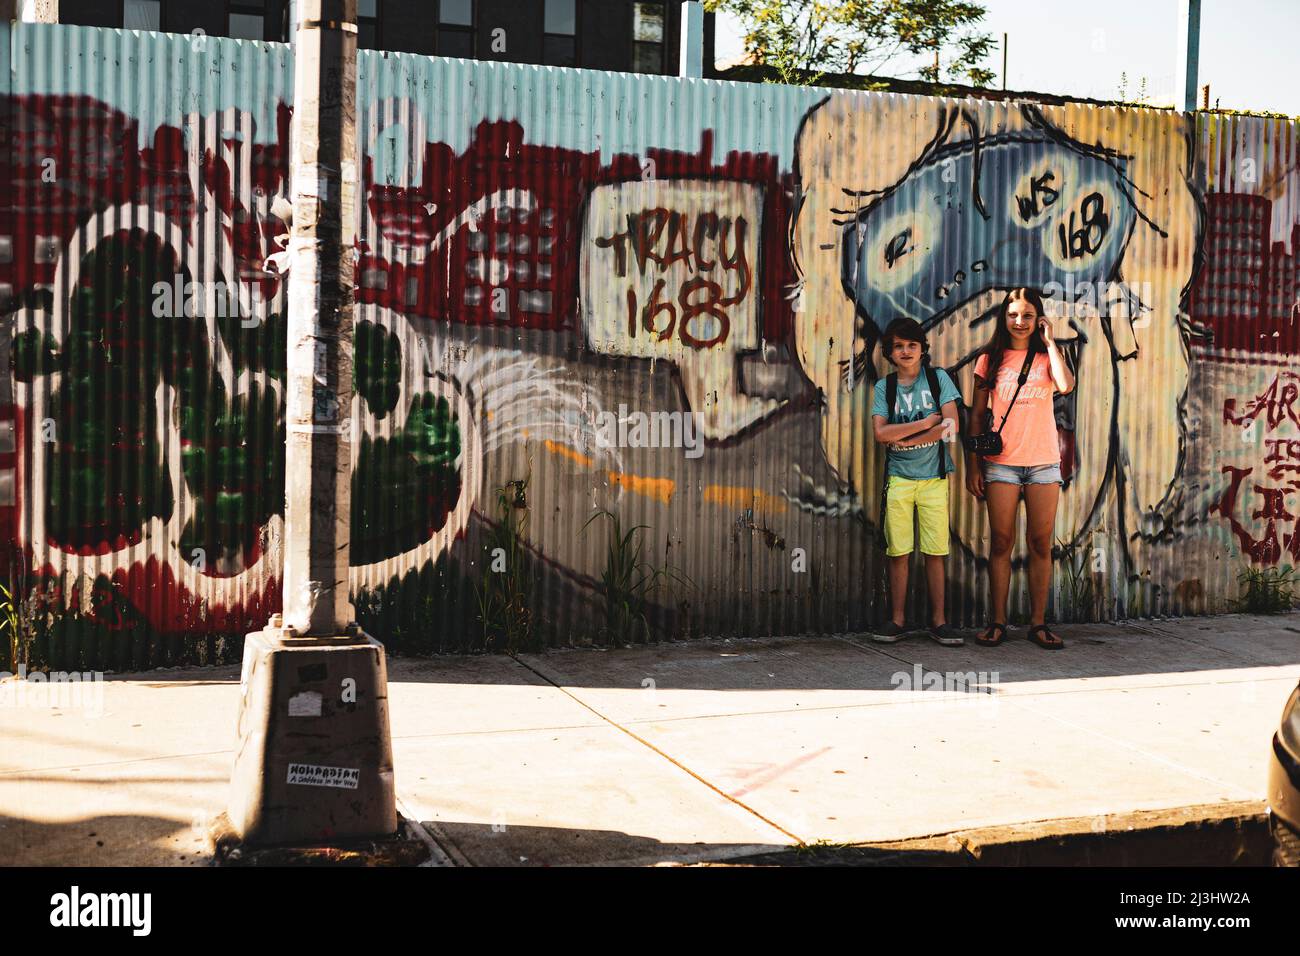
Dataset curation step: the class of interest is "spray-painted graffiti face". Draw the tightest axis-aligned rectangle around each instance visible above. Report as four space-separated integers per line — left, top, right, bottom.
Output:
793 96 1199 570
841 136 1136 336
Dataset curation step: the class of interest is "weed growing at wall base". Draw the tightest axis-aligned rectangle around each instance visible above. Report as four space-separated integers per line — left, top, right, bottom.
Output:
1235 564 1297 614
582 510 693 645
475 473 537 653
1056 534 1107 622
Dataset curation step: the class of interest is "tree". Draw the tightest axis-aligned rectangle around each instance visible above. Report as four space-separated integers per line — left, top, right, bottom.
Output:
706 0 997 87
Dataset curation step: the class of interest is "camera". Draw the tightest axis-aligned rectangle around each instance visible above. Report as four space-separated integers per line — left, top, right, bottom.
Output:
962 431 1003 457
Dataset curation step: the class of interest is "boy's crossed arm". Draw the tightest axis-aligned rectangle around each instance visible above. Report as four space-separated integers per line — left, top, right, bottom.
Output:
873 400 959 448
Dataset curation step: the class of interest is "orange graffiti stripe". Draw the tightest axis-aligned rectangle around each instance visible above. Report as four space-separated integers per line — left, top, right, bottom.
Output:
702 484 788 514
607 471 675 505
543 439 594 468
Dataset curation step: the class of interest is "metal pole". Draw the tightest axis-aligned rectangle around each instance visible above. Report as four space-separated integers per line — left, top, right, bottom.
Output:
15 0 57 22
679 0 703 78
227 0 396 846
282 0 357 638
1175 0 1201 112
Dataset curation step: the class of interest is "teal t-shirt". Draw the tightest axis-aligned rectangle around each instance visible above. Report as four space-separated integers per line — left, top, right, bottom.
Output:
871 367 961 479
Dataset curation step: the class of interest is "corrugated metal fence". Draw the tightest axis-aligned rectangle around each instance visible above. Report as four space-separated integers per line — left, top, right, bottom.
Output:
2 22 1299 668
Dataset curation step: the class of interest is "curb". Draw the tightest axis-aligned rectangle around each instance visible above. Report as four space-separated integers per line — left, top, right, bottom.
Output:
685 801 1272 867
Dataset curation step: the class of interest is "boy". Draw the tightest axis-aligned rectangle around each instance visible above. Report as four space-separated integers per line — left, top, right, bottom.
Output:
870 317 963 645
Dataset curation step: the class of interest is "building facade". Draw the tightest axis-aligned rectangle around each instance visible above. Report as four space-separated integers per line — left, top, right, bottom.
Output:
49 0 714 74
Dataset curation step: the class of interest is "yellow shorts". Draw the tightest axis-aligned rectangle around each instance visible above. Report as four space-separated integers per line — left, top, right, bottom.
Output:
884 476 950 557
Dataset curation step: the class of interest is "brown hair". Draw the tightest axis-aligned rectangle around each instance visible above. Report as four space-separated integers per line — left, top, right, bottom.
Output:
880 317 930 366
978 288 1047 387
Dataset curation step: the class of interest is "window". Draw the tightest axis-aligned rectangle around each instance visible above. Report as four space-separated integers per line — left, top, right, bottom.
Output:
543 0 575 33
438 0 474 57
382 0 436 55
440 0 473 25
60 0 121 27
73 0 273 39
631 2 665 73
279 0 377 47
228 2 266 39
542 0 575 67
124 0 162 30
357 0 379 48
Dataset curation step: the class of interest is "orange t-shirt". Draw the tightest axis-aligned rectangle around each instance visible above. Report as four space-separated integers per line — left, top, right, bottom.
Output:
972 350 1060 467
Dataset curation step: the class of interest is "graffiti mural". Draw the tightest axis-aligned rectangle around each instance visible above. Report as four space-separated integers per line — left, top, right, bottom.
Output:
792 95 1200 599
582 179 777 438
2 24 1299 667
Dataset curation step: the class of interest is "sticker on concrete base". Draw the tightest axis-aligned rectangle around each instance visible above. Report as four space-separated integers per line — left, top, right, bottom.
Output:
288 691 323 717
287 763 359 789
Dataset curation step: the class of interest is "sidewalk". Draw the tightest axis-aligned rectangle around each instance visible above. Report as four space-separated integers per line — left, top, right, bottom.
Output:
2 614 1297 866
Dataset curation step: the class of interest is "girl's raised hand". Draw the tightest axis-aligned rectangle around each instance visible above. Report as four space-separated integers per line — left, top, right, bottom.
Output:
1038 317 1055 348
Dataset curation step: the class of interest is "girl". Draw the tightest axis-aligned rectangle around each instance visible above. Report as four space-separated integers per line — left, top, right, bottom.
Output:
965 288 1075 650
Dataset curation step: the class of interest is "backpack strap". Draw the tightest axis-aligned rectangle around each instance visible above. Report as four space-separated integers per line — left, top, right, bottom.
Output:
924 365 948 478
878 372 899 549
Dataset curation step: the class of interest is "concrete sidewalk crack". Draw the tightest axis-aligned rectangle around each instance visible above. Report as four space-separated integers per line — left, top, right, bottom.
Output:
0 748 234 776
505 653 805 846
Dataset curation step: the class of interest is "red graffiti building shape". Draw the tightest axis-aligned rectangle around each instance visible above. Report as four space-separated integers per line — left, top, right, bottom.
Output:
0 95 794 635
358 120 793 339
1216 370 1300 563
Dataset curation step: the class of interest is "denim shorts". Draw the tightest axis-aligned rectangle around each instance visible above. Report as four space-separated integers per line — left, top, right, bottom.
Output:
982 462 1063 486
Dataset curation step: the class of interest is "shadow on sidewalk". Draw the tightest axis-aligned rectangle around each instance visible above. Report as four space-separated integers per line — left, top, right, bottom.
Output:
0 812 209 866
45 612 1300 695
380 613 1300 692
419 818 807 867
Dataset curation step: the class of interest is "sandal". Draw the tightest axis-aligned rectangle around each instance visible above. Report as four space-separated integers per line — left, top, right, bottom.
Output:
1028 624 1065 650
976 622 1007 647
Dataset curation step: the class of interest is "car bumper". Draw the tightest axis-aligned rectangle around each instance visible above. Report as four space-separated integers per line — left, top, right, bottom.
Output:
1268 732 1300 863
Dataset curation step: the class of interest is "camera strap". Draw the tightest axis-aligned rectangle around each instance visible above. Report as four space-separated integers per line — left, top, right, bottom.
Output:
991 350 1037 435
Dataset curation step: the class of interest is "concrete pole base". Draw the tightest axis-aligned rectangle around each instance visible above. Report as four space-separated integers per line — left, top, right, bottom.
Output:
227 626 397 846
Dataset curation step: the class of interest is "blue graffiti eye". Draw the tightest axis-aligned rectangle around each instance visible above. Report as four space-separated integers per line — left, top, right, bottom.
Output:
884 229 912 267
841 134 1137 334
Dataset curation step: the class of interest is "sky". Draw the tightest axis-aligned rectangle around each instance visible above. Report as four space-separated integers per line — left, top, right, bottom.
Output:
712 0 1300 117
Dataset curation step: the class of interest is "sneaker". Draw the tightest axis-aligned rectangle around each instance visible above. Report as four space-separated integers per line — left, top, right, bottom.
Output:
871 621 908 643
928 623 964 646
